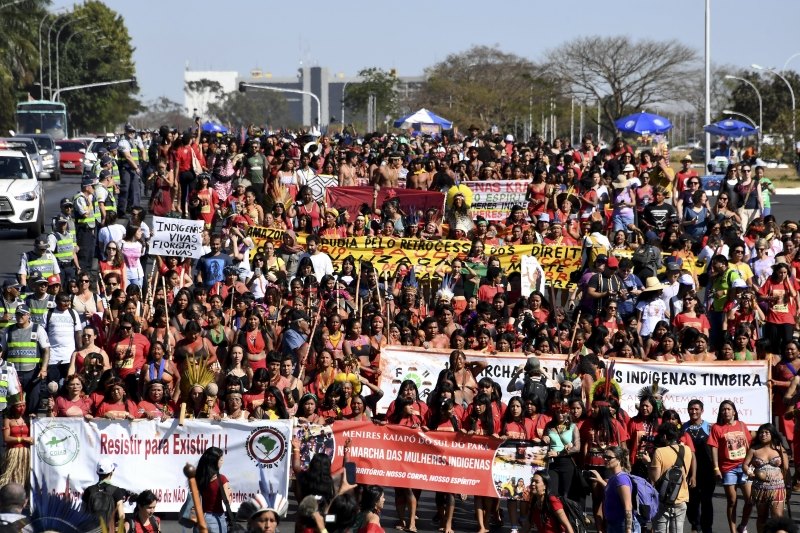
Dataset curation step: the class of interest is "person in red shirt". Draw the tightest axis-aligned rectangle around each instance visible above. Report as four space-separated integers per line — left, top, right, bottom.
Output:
529 470 575 533
195 446 231 532
675 154 699 195
477 267 505 304
109 315 151 394
94 377 139 420
708 400 754 533
758 261 799 354
171 133 195 216
126 490 161 533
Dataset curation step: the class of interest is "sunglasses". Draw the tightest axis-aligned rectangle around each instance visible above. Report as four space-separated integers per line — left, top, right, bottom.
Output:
80 279 91 283
603 455 616 462
119 325 132 331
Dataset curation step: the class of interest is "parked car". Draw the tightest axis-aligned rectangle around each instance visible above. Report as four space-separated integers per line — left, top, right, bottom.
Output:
0 137 47 179
0 140 47 237
16 133 60 180
82 136 116 173
55 139 87 175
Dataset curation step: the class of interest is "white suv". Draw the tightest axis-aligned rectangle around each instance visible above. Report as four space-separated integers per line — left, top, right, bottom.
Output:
0 141 47 237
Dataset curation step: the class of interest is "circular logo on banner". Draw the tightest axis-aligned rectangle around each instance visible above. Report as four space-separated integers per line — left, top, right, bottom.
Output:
624 120 635 128
246 427 287 469
36 423 80 467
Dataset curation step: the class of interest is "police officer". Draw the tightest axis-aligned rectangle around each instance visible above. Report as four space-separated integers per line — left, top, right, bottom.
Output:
0 280 22 330
94 168 117 225
105 142 122 186
18 236 60 289
0 344 21 459
4 304 51 415
23 273 54 327
74 174 97 273
55 197 77 243
117 123 147 214
47 216 79 285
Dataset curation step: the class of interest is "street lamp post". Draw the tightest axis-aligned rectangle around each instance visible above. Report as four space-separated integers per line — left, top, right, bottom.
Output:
753 64 796 168
725 74 762 151
55 16 87 99
784 52 800 71
722 109 759 130
52 77 137 102
38 9 66 100
239 82 322 128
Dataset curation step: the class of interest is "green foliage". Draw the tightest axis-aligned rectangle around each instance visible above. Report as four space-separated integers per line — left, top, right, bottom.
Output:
132 97 193 131
0 0 48 130
186 79 224 117
344 67 399 122
207 90 289 129
415 45 560 134
57 1 140 134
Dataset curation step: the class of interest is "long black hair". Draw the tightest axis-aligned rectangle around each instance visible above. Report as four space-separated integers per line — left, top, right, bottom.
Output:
196 446 224 491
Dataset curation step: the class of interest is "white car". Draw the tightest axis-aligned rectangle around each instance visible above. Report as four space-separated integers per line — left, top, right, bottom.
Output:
0 142 47 237
82 135 118 173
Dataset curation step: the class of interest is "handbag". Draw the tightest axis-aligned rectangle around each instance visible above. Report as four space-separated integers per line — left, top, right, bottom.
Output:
570 457 591 496
191 148 203 175
178 496 198 528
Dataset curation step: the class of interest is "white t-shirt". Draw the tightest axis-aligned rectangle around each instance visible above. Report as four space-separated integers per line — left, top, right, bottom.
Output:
45 309 81 364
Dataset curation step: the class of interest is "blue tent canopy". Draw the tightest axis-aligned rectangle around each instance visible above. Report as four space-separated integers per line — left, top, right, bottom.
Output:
201 121 228 134
614 112 672 135
703 118 758 137
393 108 453 130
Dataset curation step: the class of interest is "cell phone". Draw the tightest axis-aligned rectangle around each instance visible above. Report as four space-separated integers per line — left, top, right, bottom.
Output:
344 461 357 485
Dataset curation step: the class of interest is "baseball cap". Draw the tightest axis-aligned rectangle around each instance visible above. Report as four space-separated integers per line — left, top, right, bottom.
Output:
99 169 112 181
100 154 113 166
60 197 73 207
732 278 748 288
124 123 136 132
96 458 117 475
15 304 30 315
595 254 609 265
2 280 20 290
34 235 48 247
81 175 98 187
524 356 541 373
107 142 119 151
538 213 550 223
30 272 47 285
606 256 619 269
46 275 60 286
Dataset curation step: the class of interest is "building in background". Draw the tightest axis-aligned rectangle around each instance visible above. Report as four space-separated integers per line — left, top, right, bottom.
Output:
184 66 424 129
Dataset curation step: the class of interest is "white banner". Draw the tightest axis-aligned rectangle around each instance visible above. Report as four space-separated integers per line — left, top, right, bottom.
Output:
520 255 545 296
462 180 529 221
150 216 205 259
31 418 292 511
377 347 770 429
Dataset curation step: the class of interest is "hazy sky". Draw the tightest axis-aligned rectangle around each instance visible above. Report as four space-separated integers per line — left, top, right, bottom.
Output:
52 0 800 104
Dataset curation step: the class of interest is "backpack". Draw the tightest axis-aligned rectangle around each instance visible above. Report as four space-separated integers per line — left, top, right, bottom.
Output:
521 375 549 407
655 445 687 507
46 307 78 330
626 473 660 524
126 514 160 533
84 482 117 523
584 235 609 266
557 496 589 533
631 244 652 271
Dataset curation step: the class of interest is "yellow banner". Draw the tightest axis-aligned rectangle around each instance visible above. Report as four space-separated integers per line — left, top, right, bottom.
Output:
246 226 583 288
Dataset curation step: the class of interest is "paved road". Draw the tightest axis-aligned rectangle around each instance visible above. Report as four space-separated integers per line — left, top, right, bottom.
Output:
7 177 800 531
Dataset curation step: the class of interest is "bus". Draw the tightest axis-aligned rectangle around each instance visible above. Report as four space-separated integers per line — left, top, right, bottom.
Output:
15 100 68 140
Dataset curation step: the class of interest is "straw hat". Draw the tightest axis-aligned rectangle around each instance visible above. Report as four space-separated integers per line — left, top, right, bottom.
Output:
641 277 664 293
612 175 629 189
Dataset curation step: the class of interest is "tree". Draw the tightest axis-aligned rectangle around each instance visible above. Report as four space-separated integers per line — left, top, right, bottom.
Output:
132 97 193 131
57 1 140 133
344 67 399 125
545 36 698 135
207 90 289 129
415 45 561 135
185 79 224 116
725 69 800 153
0 0 48 130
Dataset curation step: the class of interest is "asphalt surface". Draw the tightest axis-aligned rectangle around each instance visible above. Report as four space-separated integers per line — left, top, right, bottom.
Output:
8 174 800 531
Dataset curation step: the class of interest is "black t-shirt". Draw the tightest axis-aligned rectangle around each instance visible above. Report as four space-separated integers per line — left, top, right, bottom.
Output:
643 202 676 231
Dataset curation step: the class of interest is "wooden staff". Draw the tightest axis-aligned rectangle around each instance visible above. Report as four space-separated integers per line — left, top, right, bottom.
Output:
354 262 362 313
183 463 208 533
383 271 391 326
567 309 582 367
162 275 171 336
375 269 383 316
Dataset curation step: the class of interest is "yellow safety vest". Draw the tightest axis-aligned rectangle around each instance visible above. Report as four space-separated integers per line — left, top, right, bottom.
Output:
73 193 96 226
6 324 41 367
52 231 75 263
25 251 55 279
